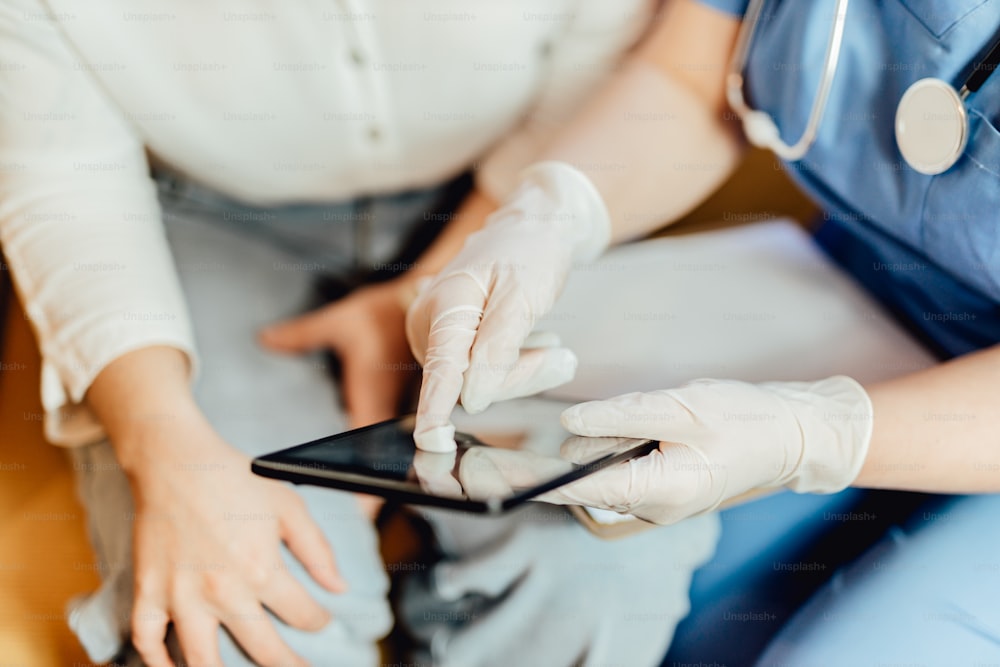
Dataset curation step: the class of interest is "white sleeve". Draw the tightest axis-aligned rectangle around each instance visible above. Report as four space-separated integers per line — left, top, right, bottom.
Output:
0 0 196 446
476 0 655 201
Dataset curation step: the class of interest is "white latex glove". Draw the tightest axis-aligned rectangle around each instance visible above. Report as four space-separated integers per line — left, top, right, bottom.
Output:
540 376 874 525
406 161 611 452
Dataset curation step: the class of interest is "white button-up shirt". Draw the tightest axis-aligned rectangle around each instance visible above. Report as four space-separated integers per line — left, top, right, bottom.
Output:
0 0 651 445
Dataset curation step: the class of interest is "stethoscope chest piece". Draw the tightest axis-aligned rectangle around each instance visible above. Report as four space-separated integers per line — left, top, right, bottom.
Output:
895 78 969 176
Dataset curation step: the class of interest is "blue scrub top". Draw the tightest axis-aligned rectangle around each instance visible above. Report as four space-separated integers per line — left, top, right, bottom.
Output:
697 0 1000 357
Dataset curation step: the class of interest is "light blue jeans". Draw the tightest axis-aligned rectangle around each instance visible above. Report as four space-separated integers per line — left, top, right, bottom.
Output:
69 173 721 666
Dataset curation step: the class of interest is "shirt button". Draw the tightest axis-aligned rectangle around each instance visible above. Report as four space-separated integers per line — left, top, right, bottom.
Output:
539 41 553 59
349 49 365 66
368 126 381 142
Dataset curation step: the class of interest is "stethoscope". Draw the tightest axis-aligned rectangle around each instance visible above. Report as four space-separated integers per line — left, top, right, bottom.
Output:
726 0 1000 175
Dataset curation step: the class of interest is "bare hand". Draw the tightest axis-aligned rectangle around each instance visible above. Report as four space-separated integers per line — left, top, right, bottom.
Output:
259 280 417 428
126 421 344 667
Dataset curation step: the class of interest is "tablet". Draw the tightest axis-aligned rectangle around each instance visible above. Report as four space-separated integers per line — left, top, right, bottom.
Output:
251 409 656 515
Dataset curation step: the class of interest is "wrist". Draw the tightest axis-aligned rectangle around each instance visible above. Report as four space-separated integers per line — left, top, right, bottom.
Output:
766 376 874 494
84 346 209 476
493 161 611 263
109 398 212 478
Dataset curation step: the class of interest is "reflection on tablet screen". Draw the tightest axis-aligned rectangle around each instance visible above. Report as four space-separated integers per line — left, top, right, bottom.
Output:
270 415 642 502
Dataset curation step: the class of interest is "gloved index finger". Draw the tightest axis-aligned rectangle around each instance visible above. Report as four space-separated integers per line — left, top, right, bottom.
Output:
412 272 487 452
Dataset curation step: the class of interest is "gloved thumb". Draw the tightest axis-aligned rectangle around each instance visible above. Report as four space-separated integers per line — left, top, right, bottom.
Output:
539 444 716 525
464 346 578 411
535 458 636 512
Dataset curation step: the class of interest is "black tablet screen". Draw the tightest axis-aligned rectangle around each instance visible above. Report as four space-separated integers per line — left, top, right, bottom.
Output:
252 411 656 512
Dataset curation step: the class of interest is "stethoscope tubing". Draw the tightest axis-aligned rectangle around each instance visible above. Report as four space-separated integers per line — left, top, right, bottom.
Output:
725 0 1000 175
725 0 851 161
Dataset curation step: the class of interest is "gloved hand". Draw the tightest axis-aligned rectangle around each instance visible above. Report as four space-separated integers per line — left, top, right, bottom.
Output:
406 161 611 452
541 376 874 525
